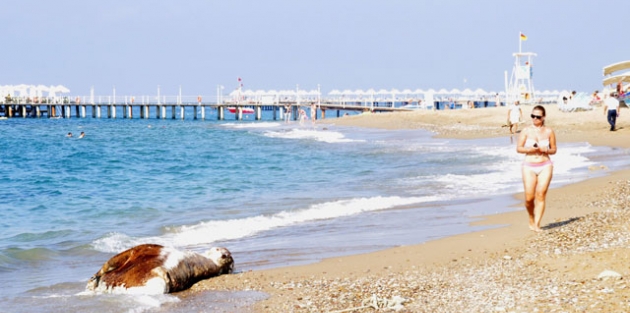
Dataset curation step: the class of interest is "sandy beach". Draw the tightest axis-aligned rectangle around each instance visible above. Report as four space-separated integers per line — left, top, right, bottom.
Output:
193 105 630 312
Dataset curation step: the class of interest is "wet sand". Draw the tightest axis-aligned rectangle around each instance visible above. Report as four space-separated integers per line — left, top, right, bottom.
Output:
192 105 630 312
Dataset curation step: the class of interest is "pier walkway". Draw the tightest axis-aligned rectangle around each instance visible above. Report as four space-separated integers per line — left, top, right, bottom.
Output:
0 102 412 120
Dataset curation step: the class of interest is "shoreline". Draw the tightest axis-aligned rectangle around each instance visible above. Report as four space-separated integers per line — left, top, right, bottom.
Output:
192 106 630 312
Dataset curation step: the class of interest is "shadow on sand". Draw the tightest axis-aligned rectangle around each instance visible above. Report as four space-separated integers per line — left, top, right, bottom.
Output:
542 217 582 231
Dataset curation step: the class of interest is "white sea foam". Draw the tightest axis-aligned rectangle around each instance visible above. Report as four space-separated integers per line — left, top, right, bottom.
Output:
263 128 364 143
92 195 442 253
221 122 282 129
413 142 597 197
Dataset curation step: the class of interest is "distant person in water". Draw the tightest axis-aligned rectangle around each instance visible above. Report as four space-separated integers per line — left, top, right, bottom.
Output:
67 132 73 138
79 132 85 139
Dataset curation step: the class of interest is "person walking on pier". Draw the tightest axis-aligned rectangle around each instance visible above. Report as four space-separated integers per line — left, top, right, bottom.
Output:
310 102 317 122
284 104 291 123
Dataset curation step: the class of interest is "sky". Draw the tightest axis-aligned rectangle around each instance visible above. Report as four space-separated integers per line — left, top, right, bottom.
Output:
2 0 628 98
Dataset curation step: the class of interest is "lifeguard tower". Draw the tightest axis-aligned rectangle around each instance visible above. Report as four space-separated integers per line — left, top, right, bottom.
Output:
507 52 536 104
506 34 536 104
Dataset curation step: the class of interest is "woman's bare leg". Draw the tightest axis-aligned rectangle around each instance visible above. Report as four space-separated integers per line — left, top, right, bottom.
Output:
534 166 553 230
522 166 538 231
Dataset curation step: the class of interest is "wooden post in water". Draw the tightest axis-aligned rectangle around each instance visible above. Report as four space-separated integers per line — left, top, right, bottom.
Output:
160 105 166 119
171 105 176 119
180 106 185 120
21 105 27 118
255 106 262 120
143 105 149 119
50 106 55 118
75 105 80 118
218 106 224 120
273 106 277 120
321 109 326 119
201 105 206 120
36 106 41 118
80 105 86 118
193 106 198 120
66 106 71 118
139 105 144 119
96 105 102 118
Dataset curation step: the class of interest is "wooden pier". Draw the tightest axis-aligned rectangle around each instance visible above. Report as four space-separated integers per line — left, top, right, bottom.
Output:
0 102 412 120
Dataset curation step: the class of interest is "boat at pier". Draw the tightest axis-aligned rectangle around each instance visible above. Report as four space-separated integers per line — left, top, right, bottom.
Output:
228 107 254 114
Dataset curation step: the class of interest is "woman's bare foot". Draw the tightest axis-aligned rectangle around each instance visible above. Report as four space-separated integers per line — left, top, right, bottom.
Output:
529 225 542 232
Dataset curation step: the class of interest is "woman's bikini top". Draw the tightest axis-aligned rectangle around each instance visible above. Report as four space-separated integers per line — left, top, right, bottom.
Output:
525 138 550 148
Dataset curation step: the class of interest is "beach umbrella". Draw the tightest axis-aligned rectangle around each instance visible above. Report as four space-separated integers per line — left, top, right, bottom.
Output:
341 89 354 97
376 89 389 95
48 85 58 99
437 88 449 95
328 89 340 101
14 84 30 97
474 88 487 96
449 88 461 95
53 85 70 93
413 88 424 95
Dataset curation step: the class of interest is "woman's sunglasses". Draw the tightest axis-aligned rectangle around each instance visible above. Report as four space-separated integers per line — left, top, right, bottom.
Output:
530 114 543 120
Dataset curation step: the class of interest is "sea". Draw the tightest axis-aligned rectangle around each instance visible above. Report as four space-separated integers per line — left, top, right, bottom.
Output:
1 108 629 312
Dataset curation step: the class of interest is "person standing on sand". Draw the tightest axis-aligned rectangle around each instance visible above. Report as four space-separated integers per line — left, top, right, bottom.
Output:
507 101 523 134
516 105 557 232
603 92 620 131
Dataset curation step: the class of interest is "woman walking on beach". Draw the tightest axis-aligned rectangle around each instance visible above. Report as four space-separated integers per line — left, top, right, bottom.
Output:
516 105 557 232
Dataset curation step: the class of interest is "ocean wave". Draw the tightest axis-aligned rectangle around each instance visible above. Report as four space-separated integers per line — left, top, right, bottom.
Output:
221 122 282 129
91 195 442 253
0 247 60 268
263 128 364 143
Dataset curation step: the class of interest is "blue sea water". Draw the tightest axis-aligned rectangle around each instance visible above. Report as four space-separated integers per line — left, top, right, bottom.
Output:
0 110 628 312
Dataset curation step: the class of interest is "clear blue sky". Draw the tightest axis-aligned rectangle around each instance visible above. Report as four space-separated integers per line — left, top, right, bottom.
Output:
2 0 627 96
